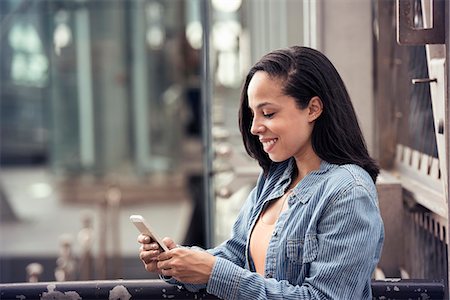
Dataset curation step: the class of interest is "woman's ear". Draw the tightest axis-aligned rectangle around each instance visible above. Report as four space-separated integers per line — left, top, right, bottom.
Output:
308 96 323 122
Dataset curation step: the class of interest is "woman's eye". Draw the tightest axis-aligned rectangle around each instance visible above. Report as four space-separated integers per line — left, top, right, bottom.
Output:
263 112 275 118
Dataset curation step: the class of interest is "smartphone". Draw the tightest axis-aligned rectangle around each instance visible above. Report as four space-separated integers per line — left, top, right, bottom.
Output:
130 214 169 252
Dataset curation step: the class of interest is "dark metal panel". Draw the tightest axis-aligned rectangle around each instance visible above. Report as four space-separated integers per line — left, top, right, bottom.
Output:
374 0 413 168
396 0 445 45
372 279 445 299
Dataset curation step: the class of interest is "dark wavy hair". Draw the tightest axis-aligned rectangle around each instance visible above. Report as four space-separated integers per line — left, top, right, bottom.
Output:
238 46 379 183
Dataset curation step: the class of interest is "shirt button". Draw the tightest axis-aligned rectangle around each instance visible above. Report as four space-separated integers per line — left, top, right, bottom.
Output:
272 231 278 237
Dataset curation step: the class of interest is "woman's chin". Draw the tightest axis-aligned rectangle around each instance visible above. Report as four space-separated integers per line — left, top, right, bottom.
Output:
268 153 287 163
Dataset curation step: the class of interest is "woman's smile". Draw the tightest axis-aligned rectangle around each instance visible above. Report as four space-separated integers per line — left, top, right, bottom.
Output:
260 137 278 153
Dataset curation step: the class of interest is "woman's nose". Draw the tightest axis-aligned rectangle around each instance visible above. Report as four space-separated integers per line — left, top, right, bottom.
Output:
250 118 264 135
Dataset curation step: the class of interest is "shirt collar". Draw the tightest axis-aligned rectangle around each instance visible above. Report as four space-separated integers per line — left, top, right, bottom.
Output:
286 158 335 204
267 158 336 203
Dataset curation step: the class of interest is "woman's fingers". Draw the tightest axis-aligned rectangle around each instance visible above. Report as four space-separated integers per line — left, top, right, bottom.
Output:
137 235 178 274
140 250 160 262
162 237 177 250
137 234 150 244
140 242 163 251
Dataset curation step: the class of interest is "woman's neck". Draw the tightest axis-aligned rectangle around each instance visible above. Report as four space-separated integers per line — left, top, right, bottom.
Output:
294 151 322 181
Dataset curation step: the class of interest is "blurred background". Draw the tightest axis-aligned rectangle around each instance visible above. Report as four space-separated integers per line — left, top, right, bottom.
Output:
0 0 448 295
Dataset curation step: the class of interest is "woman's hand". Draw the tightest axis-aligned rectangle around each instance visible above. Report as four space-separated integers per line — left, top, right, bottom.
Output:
138 235 177 273
157 248 216 284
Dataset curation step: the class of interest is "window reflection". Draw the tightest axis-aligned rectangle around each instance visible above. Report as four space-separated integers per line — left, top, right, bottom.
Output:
1 0 203 282
9 21 48 86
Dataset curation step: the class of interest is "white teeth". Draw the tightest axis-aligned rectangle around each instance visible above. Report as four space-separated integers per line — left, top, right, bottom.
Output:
262 139 277 147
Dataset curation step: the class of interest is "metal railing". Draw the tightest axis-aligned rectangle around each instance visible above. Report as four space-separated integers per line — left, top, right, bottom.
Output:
0 279 445 299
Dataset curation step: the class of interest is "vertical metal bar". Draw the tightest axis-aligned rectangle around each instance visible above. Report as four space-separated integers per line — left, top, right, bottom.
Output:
446 0 450 290
75 2 95 169
303 0 319 49
200 0 213 248
131 0 151 174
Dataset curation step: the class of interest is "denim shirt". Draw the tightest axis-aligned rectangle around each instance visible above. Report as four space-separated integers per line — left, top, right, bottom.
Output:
180 159 384 300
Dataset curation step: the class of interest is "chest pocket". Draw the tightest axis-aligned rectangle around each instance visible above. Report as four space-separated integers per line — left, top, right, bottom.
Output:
286 238 304 263
286 234 318 264
285 234 318 282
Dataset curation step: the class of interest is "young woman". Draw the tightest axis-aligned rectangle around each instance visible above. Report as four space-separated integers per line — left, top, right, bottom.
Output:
138 46 384 299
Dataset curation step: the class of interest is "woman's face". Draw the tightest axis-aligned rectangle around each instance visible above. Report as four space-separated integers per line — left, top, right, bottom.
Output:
248 71 319 163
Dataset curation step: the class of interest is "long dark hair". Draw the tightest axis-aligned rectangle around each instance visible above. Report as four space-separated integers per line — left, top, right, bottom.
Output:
238 46 379 183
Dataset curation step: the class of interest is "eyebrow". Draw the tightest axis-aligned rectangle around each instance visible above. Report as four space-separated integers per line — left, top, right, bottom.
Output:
250 102 276 110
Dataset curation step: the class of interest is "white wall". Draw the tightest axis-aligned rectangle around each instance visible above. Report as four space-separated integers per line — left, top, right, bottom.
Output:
317 0 375 154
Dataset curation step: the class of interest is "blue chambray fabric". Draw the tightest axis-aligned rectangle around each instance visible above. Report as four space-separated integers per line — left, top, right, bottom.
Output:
175 158 384 300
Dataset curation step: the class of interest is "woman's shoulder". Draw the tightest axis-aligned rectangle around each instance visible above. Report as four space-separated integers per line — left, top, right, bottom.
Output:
326 163 376 194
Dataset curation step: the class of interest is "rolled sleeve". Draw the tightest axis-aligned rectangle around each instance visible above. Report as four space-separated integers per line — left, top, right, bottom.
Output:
207 257 244 299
